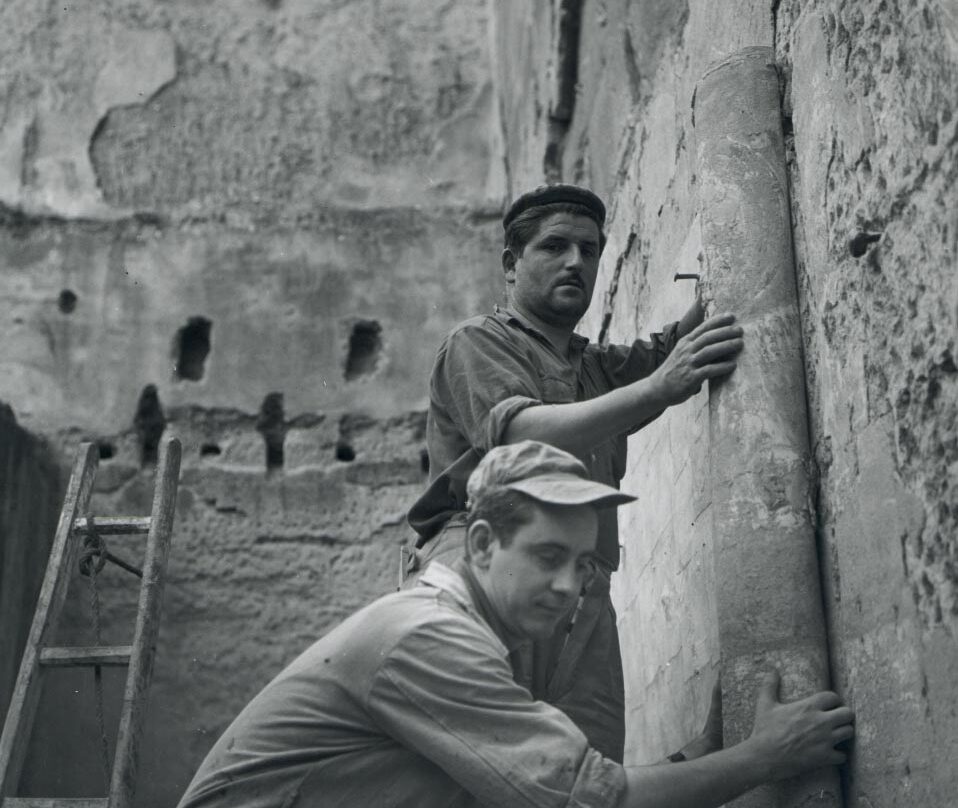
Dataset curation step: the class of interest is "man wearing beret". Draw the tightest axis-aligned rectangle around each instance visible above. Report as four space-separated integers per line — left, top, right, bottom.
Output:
406 184 745 762
178 442 854 808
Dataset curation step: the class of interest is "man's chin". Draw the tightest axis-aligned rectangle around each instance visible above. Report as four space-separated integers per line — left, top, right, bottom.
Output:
525 626 558 641
522 614 567 640
544 302 589 327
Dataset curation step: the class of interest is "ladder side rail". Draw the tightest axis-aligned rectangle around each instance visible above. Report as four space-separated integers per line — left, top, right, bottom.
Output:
0 444 99 797
108 439 181 808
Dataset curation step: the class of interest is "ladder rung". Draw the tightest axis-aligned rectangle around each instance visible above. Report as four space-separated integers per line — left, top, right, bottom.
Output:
39 646 132 667
4 800 109 807
73 516 151 535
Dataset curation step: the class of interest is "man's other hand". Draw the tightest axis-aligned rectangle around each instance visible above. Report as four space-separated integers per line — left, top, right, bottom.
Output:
746 670 855 781
649 313 744 406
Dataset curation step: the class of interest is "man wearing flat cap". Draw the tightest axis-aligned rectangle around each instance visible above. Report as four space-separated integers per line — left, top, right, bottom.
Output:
406 184 745 762
178 442 854 808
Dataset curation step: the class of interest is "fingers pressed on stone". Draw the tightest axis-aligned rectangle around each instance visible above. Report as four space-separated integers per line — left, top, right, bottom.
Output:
810 690 842 709
690 312 737 338
698 360 738 379
693 339 744 366
693 326 745 350
827 706 855 726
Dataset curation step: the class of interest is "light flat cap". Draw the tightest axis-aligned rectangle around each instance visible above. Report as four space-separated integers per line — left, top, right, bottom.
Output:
467 440 634 510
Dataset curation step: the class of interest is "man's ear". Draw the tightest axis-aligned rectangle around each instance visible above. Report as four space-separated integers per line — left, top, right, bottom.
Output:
501 248 518 285
466 520 497 570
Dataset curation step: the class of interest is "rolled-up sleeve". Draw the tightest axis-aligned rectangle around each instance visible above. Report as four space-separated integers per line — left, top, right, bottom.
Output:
433 325 545 453
369 615 626 808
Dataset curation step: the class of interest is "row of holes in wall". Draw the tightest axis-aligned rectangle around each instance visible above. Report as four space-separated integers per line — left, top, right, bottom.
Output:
56 292 384 383
116 386 430 474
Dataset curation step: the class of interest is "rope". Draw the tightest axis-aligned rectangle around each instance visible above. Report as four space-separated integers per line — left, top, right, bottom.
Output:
78 521 142 579
79 514 114 789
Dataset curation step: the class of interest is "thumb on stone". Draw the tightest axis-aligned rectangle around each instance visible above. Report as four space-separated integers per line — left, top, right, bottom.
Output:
756 669 781 712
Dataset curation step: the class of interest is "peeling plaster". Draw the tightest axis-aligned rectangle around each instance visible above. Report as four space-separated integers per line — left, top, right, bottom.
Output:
0 20 175 218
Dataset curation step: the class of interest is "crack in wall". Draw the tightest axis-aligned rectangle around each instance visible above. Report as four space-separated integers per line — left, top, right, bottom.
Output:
597 231 637 346
621 28 643 107
542 0 583 182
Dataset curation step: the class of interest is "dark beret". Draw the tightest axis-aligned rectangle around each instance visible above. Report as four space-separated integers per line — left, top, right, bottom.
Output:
502 184 607 230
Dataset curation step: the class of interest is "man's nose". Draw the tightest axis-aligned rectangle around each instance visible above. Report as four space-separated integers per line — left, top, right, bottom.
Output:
550 563 583 598
564 244 586 269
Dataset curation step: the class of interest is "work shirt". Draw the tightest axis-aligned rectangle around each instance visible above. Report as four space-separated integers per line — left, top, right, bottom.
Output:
176 562 626 808
408 306 679 568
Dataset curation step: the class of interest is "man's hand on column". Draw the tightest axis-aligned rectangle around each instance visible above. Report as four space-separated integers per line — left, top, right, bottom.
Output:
621 669 852 808
744 670 855 781
647 313 744 407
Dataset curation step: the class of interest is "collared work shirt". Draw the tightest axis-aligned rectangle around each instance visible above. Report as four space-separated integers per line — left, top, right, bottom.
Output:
176 563 626 808
408 307 678 568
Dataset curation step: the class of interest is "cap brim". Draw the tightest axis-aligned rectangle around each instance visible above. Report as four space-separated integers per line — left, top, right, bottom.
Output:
507 474 635 509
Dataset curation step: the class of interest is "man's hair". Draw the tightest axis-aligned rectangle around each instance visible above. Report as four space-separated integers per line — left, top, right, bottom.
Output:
465 489 539 558
503 202 607 256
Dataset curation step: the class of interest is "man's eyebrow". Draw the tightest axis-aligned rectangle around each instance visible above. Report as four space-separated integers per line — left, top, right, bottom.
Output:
527 541 570 553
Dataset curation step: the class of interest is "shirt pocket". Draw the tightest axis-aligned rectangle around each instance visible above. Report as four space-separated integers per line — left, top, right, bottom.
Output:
540 375 576 403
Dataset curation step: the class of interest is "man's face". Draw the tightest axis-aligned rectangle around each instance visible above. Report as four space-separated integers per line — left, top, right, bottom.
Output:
503 213 602 329
475 502 599 640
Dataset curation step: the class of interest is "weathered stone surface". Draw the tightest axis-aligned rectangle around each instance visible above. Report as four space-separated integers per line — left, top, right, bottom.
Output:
1 2 505 805
0 210 501 435
0 3 175 218
0 0 501 221
778 2 958 802
21 411 427 804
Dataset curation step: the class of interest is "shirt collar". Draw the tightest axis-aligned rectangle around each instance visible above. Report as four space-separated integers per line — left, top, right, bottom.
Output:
419 561 473 610
419 560 526 652
494 305 590 352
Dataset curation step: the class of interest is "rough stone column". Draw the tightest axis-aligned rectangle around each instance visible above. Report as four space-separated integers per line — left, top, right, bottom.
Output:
694 47 841 807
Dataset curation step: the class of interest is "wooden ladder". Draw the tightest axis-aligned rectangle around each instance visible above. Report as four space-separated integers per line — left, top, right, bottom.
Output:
0 437 182 808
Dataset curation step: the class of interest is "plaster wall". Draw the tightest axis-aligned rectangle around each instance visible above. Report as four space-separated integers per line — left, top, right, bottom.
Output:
492 0 957 803
0 1 505 804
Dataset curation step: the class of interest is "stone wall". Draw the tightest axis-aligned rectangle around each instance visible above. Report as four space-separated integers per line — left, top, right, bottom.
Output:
491 1 957 804
21 412 436 804
4 1 955 805
778 2 958 802
1 1 504 804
